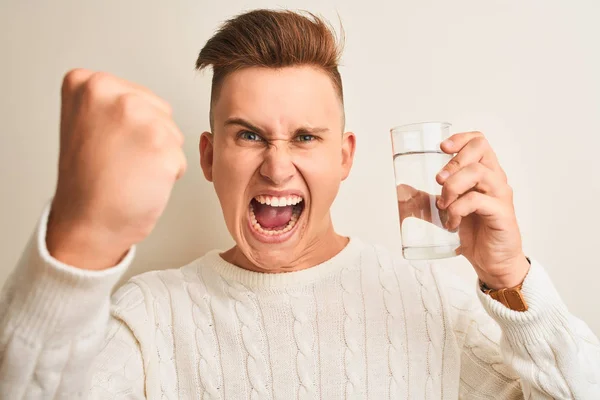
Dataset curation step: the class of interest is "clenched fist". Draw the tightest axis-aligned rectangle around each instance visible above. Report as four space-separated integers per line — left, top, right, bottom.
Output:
46 69 187 270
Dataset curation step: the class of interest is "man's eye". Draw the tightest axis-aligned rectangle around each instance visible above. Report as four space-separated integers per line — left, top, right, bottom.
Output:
296 134 316 142
239 131 262 142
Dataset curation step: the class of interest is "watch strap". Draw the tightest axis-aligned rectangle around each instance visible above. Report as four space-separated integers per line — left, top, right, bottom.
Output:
480 281 528 312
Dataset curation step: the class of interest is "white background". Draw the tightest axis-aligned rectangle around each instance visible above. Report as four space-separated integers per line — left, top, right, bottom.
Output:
1 0 598 334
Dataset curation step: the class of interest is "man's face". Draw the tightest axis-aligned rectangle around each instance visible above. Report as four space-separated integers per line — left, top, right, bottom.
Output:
200 66 355 270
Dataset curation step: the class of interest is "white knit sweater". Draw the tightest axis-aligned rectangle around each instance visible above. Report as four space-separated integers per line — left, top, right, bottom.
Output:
1 207 599 399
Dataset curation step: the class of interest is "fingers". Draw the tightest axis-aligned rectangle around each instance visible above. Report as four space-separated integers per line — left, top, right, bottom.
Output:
444 191 507 231
62 68 95 97
437 163 510 209
152 121 187 181
61 69 95 113
156 144 187 181
108 74 173 116
396 184 440 226
438 132 506 177
62 69 186 182
62 69 172 116
131 117 185 155
164 119 186 147
396 183 421 202
439 131 484 153
434 130 515 233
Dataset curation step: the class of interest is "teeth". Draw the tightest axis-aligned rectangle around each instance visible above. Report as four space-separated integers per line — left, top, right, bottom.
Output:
253 195 303 207
249 204 302 236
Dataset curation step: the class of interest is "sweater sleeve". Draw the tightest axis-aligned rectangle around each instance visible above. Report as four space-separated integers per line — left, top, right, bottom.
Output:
0 205 144 399
448 260 600 399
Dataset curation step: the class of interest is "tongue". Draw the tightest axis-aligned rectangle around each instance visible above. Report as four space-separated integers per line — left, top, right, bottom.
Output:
253 201 293 229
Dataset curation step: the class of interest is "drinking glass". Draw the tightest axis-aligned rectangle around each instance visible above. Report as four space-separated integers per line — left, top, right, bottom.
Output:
390 122 460 260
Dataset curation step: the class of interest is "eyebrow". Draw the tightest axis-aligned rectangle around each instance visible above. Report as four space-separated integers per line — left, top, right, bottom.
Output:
224 118 265 135
224 117 330 136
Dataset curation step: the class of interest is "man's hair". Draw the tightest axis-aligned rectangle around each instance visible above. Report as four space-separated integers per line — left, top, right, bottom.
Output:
196 9 344 127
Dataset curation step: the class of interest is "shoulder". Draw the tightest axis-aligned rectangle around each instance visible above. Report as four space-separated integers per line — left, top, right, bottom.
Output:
358 239 476 300
110 252 218 324
356 240 493 332
354 239 451 288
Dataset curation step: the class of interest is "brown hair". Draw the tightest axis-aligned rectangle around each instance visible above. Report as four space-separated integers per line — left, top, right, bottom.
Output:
196 9 344 126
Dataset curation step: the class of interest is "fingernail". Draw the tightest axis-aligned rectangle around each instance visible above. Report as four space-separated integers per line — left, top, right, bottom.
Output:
437 197 444 209
438 170 450 180
442 139 454 148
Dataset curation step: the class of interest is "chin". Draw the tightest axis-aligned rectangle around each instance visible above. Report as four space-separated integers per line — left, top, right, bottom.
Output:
242 219 309 271
235 194 310 270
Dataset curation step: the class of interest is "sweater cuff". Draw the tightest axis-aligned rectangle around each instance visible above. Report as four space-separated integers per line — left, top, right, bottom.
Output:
2 203 134 342
477 259 571 345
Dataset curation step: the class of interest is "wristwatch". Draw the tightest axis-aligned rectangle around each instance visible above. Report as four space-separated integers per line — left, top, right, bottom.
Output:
480 280 528 312
479 257 531 312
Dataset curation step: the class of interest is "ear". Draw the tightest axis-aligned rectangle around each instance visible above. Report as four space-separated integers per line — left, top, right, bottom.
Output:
341 131 356 181
199 131 214 182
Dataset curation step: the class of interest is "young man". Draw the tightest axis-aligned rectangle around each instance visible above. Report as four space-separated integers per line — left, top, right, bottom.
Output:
1 9 598 399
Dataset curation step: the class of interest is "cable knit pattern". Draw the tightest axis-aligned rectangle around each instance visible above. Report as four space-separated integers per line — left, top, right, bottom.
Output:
88 283 146 399
412 262 445 400
220 277 272 400
2 215 600 400
288 288 317 399
340 257 365 399
182 265 223 400
442 273 521 382
468 320 520 380
154 274 178 400
476 259 600 398
376 247 408 400
89 322 145 399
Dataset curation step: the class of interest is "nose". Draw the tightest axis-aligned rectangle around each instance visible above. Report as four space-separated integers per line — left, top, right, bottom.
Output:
259 140 296 186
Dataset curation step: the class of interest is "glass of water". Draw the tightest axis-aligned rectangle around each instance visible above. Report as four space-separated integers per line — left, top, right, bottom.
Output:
390 122 460 260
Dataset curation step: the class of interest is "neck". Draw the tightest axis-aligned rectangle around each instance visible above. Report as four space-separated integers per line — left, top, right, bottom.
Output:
221 222 349 273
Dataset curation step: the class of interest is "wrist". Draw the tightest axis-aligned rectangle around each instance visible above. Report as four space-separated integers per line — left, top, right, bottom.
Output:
46 212 130 270
477 254 531 290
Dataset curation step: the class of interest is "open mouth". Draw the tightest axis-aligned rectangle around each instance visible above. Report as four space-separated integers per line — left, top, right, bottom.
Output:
249 194 305 238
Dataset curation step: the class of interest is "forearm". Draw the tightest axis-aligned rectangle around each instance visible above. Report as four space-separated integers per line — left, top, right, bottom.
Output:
0 205 134 398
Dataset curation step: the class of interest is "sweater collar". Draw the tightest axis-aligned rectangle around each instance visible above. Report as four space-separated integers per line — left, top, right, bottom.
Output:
200 237 364 290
